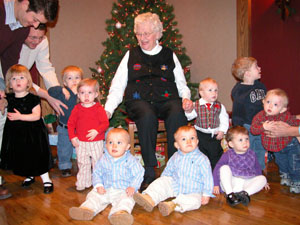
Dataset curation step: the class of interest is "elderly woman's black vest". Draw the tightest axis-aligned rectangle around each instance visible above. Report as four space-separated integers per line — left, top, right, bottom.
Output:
125 46 180 103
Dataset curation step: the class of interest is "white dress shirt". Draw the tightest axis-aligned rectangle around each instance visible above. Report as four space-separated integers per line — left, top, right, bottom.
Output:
18 37 60 92
185 98 229 136
104 43 191 116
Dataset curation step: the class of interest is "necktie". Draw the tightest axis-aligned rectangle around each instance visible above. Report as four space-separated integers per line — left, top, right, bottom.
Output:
206 103 211 110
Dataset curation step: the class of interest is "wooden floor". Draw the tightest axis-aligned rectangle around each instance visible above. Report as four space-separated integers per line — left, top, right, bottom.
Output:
1 158 300 225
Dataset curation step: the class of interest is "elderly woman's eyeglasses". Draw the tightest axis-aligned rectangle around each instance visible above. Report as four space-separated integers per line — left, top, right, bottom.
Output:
135 32 153 38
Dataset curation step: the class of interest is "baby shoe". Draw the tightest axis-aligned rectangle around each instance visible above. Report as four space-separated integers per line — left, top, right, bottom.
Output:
109 210 133 225
236 191 251 206
69 207 94 221
133 192 155 212
280 172 291 186
290 181 300 194
226 192 241 207
158 201 176 216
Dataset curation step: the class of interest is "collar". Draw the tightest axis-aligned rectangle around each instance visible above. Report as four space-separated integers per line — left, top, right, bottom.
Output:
4 0 23 30
104 148 129 162
141 41 162 55
199 98 214 106
177 147 199 156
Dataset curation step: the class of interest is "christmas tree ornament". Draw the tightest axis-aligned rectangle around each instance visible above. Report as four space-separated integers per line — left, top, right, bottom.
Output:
97 66 102 73
115 21 122 29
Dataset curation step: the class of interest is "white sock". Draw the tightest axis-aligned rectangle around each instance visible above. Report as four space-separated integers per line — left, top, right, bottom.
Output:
24 176 34 182
40 173 52 186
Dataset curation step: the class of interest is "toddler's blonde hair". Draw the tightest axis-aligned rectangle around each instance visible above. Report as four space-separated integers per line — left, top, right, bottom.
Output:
231 57 257 80
62 65 83 83
265 88 289 107
5 64 33 93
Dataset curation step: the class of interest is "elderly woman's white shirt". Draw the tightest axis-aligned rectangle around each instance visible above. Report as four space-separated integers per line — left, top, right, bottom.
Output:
105 43 191 116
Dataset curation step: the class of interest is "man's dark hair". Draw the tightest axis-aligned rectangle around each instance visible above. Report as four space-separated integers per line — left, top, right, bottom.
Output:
19 0 59 22
36 23 47 31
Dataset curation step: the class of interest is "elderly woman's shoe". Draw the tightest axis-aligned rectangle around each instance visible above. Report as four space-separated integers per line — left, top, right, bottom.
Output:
22 177 35 187
43 182 54 194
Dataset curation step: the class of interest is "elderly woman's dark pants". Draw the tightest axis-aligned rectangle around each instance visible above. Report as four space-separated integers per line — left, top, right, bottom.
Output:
126 99 187 183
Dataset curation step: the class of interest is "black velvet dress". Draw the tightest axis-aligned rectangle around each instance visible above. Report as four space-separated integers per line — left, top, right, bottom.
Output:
0 93 53 176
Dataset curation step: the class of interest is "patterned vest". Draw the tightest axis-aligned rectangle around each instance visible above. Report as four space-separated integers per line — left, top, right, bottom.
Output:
125 46 180 103
195 100 222 129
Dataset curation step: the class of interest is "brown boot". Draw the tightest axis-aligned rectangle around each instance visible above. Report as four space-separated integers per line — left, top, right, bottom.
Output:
133 192 155 212
158 201 176 216
0 185 12 200
109 210 133 225
69 207 94 221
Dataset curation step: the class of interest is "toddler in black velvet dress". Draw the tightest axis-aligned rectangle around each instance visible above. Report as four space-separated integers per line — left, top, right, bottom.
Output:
0 64 53 194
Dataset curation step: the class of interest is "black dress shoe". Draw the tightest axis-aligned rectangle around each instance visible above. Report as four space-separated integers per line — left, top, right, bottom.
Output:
235 191 250 206
139 176 155 192
43 182 54 194
226 192 241 207
22 177 35 187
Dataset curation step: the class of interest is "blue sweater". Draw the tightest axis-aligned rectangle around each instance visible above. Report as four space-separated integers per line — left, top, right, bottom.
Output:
48 86 77 124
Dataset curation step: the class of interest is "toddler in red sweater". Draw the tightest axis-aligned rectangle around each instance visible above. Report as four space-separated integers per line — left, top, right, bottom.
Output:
68 78 109 191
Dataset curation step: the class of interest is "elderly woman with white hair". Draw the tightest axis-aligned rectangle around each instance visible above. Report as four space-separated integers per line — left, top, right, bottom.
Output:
105 12 193 191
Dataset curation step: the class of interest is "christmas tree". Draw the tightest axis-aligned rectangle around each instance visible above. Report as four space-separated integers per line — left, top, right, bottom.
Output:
91 0 198 128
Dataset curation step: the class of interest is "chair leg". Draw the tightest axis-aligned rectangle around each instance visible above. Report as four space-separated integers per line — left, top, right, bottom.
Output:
128 124 135 155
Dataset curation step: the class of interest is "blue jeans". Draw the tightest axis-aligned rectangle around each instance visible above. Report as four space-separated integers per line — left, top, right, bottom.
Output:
244 124 266 170
274 138 300 182
57 125 73 170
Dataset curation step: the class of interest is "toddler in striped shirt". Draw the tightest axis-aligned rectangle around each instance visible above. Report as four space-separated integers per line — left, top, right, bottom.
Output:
69 128 144 225
134 125 214 217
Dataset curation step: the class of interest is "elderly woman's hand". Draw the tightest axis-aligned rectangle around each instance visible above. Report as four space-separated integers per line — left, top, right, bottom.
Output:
182 98 193 112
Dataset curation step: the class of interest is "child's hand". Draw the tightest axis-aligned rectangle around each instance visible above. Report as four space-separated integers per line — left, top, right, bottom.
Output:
216 131 224 140
126 187 135 197
0 90 5 99
201 196 210 205
71 137 79 147
7 108 22 121
213 186 220 195
97 186 106 195
182 98 193 112
86 129 98 141
264 183 270 191
62 88 71 100
0 97 7 115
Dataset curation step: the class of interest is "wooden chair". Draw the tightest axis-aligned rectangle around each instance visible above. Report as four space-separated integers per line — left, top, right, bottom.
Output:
125 118 168 161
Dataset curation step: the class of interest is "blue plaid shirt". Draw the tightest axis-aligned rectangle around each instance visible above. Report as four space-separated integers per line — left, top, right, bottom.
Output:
92 149 144 191
162 148 214 197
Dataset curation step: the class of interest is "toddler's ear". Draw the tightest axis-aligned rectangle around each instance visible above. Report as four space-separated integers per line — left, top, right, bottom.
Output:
228 141 233 148
280 107 287 114
174 142 179 149
126 144 131 150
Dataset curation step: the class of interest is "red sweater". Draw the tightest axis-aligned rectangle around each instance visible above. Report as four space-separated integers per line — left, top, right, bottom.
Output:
251 110 300 152
67 102 109 142
0 0 30 76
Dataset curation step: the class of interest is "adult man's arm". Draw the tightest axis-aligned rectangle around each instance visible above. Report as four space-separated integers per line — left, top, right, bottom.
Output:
265 121 300 137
